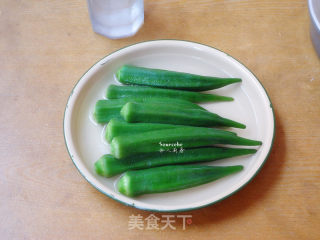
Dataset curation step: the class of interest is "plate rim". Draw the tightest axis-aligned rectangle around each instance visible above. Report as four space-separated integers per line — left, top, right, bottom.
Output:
63 39 276 212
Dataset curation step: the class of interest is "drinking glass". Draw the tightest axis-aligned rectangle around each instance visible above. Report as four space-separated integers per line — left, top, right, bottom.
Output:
87 0 144 39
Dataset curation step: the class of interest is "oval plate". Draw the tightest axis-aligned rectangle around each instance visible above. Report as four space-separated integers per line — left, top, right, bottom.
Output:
63 40 275 212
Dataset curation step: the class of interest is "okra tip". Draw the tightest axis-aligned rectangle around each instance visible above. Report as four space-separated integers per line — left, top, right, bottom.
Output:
244 148 258 154
232 121 246 129
212 95 234 102
228 165 244 173
244 139 263 146
218 116 246 129
228 78 242 84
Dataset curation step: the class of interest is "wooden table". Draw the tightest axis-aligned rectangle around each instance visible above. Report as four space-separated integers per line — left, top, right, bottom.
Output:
1 0 319 239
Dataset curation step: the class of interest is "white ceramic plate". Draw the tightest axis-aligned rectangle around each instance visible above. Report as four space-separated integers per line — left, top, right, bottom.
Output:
64 40 275 212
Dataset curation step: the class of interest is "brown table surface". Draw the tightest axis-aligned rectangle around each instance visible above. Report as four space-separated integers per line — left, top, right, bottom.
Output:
1 0 320 239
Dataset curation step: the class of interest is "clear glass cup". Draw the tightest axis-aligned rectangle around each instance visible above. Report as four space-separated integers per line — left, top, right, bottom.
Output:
308 0 320 57
87 0 144 39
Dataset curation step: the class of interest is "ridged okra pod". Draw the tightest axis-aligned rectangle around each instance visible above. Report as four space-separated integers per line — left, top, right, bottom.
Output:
120 102 246 129
117 165 244 197
105 118 181 143
106 84 233 103
111 127 262 159
95 147 256 177
94 97 205 124
116 65 242 91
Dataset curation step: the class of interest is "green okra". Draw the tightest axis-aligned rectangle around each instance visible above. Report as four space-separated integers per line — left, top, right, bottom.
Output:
111 127 262 159
94 97 205 124
120 102 246 129
106 84 233 103
95 147 256 177
105 118 182 143
117 165 244 197
116 65 242 91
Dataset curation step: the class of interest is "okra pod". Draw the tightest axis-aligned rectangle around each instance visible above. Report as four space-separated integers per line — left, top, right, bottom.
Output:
105 118 181 143
95 147 256 177
116 65 242 91
117 165 244 197
111 127 262 159
106 84 233 103
106 118 236 143
94 97 204 124
121 102 246 128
